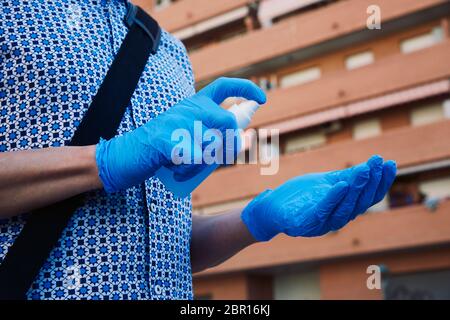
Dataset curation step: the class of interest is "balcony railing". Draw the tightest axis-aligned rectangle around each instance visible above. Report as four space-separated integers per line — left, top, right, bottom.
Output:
188 0 448 81
142 0 254 32
252 41 450 128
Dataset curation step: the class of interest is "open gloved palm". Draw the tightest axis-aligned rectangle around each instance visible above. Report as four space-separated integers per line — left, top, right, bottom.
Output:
241 155 397 241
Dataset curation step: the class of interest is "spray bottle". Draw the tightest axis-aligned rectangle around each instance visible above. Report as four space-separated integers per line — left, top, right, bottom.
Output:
155 99 260 198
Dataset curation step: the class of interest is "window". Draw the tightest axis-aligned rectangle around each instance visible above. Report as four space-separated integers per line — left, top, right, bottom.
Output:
284 131 326 154
258 0 328 28
155 0 172 10
384 269 450 300
352 118 381 140
274 270 321 300
345 51 375 70
443 99 450 119
400 27 444 54
368 195 389 212
389 181 422 209
419 177 450 199
410 102 444 127
259 76 277 91
174 6 249 41
280 67 321 88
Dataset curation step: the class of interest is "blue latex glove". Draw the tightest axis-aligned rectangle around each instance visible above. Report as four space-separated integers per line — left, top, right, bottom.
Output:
241 155 397 241
96 77 266 193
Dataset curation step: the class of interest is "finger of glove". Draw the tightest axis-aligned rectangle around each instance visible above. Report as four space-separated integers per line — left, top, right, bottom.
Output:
372 160 397 205
351 155 384 219
315 181 349 223
328 165 370 231
189 95 239 133
326 160 371 184
199 77 267 105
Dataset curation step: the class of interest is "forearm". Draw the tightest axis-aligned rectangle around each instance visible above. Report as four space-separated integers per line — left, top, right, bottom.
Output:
0 146 102 218
190 209 257 273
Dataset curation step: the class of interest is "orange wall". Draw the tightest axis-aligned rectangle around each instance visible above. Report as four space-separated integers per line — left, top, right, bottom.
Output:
320 247 450 300
194 273 273 300
194 273 249 300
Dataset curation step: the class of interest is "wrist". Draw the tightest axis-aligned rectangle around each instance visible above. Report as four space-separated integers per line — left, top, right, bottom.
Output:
241 189 276 242
237 211 259 247
95 138 118 193
95 128 164 193
76 145 104 191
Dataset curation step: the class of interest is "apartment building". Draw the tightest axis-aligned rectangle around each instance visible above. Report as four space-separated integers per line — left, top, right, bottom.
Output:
137 0 450 299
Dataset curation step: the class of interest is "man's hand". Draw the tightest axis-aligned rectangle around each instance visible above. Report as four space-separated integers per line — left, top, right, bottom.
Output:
241 155 397 241
96 77 266 193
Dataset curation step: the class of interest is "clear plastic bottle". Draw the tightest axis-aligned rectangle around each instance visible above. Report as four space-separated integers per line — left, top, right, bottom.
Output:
155 100 260 198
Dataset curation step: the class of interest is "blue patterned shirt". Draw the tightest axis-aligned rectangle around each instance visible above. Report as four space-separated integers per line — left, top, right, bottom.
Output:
0 0 195 300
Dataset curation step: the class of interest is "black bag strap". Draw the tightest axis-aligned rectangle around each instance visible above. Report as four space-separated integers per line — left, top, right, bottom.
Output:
0 3 161 300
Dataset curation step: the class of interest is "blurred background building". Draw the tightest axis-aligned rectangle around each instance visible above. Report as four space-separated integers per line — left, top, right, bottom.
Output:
136 0 450 299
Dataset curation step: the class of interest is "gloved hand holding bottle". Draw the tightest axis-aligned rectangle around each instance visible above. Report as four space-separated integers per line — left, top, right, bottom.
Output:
95 77 267 193
241 155 397 241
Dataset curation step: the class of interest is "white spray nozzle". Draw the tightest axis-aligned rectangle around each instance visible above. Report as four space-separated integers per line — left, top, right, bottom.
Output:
228 100 260 129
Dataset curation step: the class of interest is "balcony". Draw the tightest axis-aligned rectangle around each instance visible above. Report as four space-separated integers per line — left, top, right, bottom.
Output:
192 120 450 207
252 41 450 128
195 200 450 275
189 0 448 81
142 0 254 32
